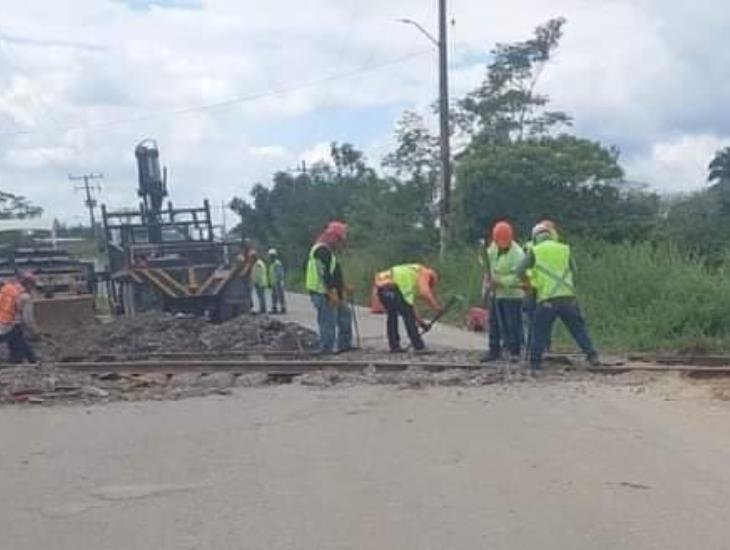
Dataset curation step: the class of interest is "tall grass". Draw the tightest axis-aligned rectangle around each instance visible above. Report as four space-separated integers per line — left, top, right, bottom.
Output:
292 240 730 353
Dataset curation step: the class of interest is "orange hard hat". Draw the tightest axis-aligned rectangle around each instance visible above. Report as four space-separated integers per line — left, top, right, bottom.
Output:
492 221 514 249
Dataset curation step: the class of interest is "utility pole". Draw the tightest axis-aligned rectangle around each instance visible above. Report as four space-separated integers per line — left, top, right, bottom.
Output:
69 173 103 231
398 0 452 258
437 0 451 259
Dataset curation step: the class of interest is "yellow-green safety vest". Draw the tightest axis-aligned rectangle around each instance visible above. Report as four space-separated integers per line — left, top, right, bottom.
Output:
391 263 422 306
253 259 269 287
532 240 575 303
305 243 336 294
487 242 525 299
268 258 284 285
523 241 536 288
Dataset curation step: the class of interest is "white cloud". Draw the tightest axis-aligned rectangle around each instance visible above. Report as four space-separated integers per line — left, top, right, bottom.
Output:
625 134 730 193
0 0 729 221
248 145 288 159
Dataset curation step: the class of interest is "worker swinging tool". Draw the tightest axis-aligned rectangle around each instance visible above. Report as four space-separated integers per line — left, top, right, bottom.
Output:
374 263 457 353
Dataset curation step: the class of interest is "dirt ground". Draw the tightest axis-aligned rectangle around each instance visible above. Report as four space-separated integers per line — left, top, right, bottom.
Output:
1 310 729 406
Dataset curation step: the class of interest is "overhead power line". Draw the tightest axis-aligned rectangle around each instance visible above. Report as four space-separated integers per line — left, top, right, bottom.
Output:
0 50 431 138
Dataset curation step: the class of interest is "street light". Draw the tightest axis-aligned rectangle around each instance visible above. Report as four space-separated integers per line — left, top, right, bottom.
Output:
396 18 439 47
397 1 451 259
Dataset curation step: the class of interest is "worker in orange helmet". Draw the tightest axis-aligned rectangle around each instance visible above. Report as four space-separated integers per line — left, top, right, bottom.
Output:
481 221 526 363
375 264 440 353
0 271 39 364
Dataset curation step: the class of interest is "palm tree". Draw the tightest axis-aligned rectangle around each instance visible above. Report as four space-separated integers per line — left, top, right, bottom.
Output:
708 147 730 187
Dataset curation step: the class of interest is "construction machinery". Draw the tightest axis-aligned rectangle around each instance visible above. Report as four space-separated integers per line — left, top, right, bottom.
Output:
102 139 248 320
0 221 96 334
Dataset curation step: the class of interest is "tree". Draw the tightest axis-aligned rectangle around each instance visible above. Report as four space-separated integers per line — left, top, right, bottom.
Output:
456 17 571 145
708 147 730 187
0 191 43 219
382 111 441 232
455 136 657 242
230 143 387 265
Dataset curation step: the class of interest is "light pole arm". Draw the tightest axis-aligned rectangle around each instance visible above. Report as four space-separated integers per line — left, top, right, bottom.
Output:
396 18 439 47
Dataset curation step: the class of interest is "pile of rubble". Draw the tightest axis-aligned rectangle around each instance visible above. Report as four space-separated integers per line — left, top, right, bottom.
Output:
41 312 317 361
0 363 516 406
0 363 272 405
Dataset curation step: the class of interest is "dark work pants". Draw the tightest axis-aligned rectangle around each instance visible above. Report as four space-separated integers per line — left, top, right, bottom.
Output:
489 297 524 357
0 325 37 364
377 286 424 351
271 281 286 312
530 298 596 367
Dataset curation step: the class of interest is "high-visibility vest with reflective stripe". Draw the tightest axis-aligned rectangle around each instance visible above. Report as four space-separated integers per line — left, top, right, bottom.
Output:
487 242 525 299
376 263 422 306
0 282 23 325
305 243 336 294
253 259 269 287
532 240 575 303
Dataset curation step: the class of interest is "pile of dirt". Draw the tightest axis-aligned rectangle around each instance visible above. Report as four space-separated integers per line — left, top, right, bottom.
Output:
40 312 317 361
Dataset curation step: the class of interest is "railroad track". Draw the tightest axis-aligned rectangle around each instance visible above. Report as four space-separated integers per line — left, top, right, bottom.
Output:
7 349 730 378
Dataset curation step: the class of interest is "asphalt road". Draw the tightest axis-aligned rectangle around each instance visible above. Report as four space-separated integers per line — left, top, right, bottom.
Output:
2 300 729 549
1 382 729 550
284 291 485 351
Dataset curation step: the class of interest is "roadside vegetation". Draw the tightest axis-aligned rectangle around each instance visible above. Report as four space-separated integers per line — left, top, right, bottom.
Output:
227 18 730 353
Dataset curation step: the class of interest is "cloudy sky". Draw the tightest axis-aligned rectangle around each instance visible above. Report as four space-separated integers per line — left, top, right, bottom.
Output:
1 0 729 225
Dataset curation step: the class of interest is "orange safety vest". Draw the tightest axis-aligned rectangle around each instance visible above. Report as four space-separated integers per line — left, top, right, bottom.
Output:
0 282 23 325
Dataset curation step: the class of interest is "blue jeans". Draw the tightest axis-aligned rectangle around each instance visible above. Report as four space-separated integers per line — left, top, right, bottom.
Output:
530 297 596 367
310 293 353 353
489 297 524 357
524 292 552 354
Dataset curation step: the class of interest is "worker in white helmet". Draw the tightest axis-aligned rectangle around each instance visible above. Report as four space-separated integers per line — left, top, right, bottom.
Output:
268 248 286 314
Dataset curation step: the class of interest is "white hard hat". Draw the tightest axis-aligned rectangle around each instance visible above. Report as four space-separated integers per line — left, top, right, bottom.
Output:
268 248 278 256
531 223 551 240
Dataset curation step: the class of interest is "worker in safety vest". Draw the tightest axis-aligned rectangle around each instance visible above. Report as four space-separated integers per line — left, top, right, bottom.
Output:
516 223 599 370
268 248 286 314
523 219 557 355
0 271 39 364
375 264 440 353
482 221 525 362
305 221 352 354
251 250 269 314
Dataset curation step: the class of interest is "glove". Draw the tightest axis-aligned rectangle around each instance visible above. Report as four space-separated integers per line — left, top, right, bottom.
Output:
327 289 340 305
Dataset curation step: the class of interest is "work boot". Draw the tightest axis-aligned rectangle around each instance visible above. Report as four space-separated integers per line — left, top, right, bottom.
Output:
587 353 601 367
390 346 407 354
271 308 278 314
479 352 500 363
509 354 520 364
412 348 433 356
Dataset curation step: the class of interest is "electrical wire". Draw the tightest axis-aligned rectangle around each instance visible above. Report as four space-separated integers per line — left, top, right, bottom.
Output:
0 49 432 138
